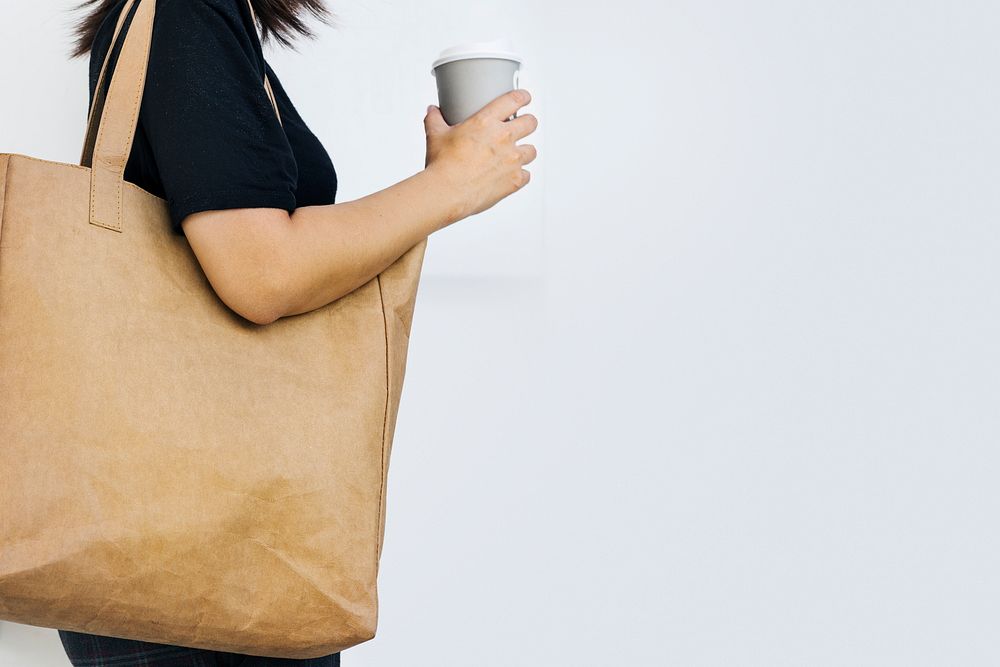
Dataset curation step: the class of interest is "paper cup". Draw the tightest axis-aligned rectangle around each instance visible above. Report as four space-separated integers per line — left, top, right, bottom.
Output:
431 39 523 126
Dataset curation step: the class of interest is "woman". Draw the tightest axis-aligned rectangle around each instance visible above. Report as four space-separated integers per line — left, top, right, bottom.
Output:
58 0 537 664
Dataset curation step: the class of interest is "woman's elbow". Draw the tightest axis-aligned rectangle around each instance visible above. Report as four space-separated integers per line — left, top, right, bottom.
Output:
199 260 287 325
229 287 286 326
179 207 293 326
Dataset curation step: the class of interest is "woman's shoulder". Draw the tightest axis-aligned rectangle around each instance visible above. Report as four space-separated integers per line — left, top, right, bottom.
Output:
91 0 264 69
171 0 252 20
93 0 255 45
157 0 262 58
159 0 259 30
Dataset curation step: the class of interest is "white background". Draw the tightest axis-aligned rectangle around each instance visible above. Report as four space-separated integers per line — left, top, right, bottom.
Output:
3 0 1000 665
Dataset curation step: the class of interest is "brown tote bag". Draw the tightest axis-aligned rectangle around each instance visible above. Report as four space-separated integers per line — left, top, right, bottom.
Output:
0 0 426 658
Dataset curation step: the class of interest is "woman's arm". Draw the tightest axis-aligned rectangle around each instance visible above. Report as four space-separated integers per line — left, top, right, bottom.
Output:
182 165 462 325
182 90 537 326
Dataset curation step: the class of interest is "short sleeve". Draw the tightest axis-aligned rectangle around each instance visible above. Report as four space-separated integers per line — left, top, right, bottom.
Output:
139 0 298 234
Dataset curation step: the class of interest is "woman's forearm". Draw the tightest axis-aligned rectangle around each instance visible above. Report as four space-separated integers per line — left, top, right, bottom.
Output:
271 166 462 321
180 93 533 325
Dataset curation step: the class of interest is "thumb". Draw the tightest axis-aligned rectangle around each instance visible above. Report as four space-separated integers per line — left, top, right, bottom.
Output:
424 104 449 133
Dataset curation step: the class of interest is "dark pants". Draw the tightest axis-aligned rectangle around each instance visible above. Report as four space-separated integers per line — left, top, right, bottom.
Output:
58 630 341 666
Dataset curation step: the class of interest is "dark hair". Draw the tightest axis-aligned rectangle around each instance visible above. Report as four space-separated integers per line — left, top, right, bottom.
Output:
66 0 336 59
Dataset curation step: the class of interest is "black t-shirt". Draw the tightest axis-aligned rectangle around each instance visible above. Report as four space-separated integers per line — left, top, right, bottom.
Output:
89 0 338 236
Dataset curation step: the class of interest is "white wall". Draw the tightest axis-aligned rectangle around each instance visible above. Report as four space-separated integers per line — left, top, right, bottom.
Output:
3 0 1000 665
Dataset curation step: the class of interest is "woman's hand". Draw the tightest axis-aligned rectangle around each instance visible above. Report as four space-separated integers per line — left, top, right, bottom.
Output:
423 89 538 222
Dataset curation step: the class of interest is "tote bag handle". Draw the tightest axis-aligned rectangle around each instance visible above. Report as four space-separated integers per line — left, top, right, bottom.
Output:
79 0 135 170
81 0 282 233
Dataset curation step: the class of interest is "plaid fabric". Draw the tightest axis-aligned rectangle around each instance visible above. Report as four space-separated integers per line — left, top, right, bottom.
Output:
57 630 341 667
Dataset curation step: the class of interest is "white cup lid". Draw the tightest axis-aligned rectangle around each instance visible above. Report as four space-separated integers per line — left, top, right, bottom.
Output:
431 39 523 75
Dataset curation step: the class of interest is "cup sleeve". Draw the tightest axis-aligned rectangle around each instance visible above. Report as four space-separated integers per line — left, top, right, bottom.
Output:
138 0 298 235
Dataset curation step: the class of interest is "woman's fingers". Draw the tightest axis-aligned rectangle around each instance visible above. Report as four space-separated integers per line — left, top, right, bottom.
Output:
477 89 532 124
517 143 538 166
506 113 538 142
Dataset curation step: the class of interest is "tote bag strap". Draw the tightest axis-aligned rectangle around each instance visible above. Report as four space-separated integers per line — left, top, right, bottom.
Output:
79 0 135 168
82 0 283 232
